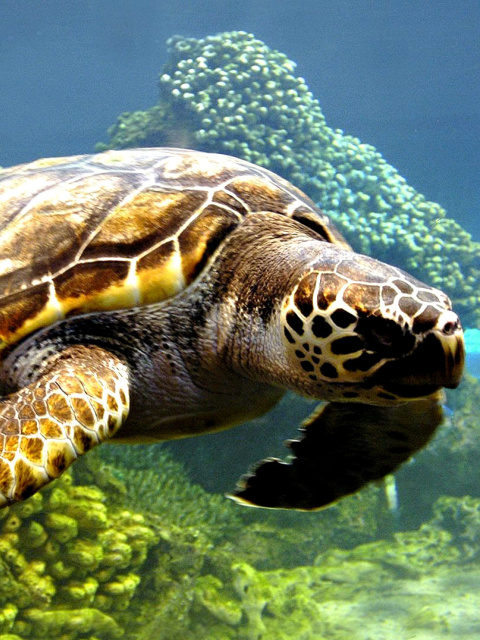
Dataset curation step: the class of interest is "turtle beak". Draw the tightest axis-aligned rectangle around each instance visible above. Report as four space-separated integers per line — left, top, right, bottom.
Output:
374 310 465 397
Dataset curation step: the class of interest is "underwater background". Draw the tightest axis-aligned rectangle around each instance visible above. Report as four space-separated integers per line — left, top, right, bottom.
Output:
0 1 480 638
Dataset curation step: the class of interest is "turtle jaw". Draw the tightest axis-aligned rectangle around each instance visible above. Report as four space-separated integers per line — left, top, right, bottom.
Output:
373 313 465 398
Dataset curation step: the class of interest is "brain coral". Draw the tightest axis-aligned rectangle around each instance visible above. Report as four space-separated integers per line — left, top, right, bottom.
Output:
98 30 480 325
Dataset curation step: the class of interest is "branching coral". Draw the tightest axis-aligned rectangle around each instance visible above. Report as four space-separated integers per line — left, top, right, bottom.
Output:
94 444 242 539
98 31 480 324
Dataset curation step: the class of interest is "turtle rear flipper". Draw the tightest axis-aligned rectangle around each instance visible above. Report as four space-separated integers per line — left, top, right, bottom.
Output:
230 392 444 510
0 345 129 506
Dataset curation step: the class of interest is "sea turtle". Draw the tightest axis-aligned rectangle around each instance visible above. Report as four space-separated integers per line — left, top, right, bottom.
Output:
0 148 464 509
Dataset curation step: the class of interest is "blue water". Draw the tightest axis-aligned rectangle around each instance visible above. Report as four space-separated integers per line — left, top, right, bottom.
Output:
465 328 480 377
1 1 479 237
1 3 480 639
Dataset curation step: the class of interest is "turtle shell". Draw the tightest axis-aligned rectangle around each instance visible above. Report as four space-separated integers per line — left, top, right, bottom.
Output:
0 148 349 354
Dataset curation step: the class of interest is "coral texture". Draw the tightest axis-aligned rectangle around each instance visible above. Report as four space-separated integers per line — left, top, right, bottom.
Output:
0 439 479 639
0 439 387 639
98 31 480 325
0 470 156 639
133 496 480 640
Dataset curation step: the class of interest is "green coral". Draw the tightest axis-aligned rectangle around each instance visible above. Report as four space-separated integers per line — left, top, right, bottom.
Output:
327 524 460 576
1 440 480 638
0 446 250 639
429 495 480 559
0 470 158 639
98 31 480 324
22 608 122 639
174 509 474 639
94 444 243 539
96 104 195 151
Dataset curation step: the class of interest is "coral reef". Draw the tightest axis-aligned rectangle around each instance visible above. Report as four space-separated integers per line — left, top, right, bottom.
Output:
0 438 395 639
0 433 479 639
93 444 243 538
195 499 480 639
1 31 475 637
97 31 480 325
0 469 157 639
133 500 480 640
430 494 480 560
96 440 390 565
0 444 245 640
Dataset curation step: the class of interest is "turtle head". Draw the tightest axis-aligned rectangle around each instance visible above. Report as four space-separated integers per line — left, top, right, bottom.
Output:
281 248 465 404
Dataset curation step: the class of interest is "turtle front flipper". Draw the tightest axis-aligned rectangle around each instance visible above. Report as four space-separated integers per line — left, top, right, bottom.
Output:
0 345 129 506
231 392 444 510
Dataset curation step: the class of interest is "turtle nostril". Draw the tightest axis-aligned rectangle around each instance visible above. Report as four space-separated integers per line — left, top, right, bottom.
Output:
443 322 455 336
438 311 461 336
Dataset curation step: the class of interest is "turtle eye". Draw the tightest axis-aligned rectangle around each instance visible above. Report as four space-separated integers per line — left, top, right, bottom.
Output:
356 316 415 357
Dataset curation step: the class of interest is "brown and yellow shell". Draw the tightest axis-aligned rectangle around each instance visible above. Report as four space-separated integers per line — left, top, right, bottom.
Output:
0 147 348 355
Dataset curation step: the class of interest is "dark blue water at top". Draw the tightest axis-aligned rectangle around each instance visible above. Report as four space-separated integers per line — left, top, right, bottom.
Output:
1 0 479 237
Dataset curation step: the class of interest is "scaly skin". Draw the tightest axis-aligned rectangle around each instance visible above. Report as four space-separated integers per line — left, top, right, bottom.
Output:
0 346 129 505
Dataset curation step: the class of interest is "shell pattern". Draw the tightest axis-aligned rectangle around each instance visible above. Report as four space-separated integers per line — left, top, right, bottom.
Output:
0 148 348 354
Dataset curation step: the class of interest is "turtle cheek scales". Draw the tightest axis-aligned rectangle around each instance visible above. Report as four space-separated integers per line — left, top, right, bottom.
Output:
282 271 384 387
281 258 465 403
330 308 357 329
343 283 381 315
285 310 304 336
311 316 332 339
292 272 317 317
316 273 348 311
